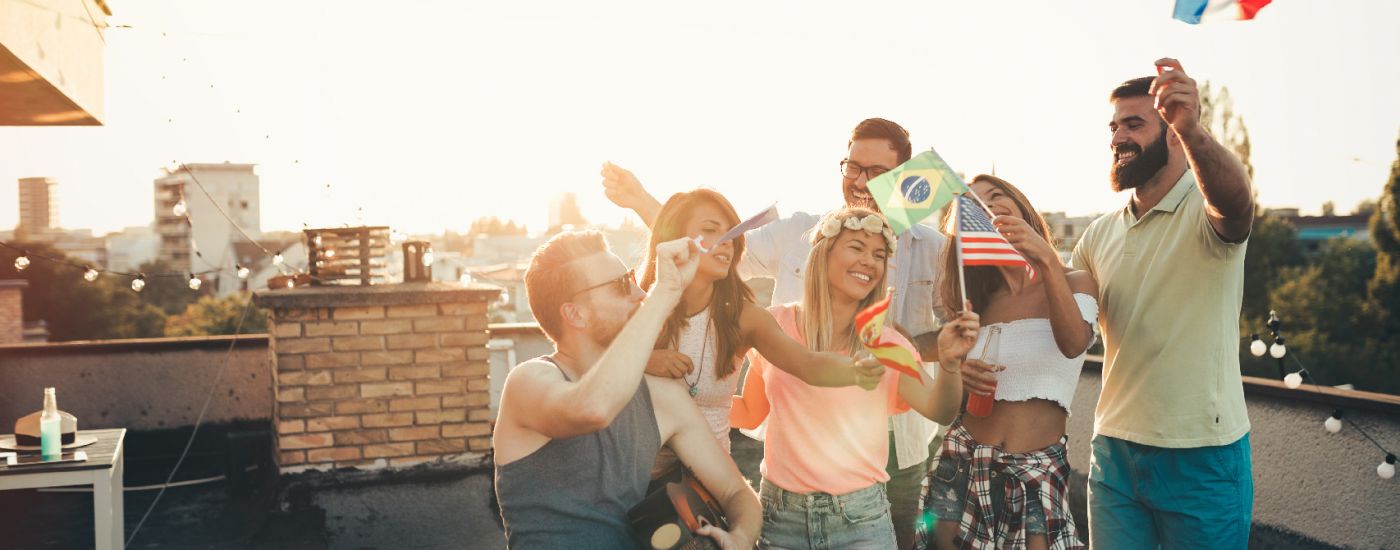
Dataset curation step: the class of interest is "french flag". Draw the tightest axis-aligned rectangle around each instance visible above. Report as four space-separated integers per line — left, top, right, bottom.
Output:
1173 0 1272 24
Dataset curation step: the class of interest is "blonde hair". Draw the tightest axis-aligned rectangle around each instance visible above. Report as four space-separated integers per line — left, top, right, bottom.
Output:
801 207 892 352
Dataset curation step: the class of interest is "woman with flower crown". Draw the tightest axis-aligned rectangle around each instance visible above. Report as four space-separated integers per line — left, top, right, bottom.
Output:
729 207 981 549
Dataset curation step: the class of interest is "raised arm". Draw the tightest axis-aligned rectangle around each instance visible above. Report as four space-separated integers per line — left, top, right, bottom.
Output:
1152 58 1255 243
994 215 1096 358
502 238 699 439
600 162 664 227
739 303 883 389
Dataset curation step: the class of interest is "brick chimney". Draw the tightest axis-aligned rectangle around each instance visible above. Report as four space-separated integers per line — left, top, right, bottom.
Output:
0 280 27 345
254 282 499 472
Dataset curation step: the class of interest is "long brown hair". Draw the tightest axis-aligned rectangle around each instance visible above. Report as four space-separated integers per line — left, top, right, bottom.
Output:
638 189 754 378
938 175 1056 316
801 207 893 353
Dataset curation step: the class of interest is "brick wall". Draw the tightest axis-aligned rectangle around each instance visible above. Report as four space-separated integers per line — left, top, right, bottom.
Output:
0 281 26 345
254 283 499 472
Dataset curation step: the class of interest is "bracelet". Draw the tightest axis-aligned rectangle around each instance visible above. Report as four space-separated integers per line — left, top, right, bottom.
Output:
928 360 960 375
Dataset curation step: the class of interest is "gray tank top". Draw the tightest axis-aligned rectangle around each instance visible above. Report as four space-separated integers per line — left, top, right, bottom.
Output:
495 356 661 549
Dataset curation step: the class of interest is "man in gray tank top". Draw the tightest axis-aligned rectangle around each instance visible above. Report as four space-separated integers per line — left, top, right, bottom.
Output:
494 230 761 549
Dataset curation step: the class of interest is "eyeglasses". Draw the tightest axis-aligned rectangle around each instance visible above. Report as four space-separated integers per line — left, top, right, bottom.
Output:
571 268 636 299
840 160 890 181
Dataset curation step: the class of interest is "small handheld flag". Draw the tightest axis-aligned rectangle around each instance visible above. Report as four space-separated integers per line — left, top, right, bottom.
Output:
956 194 1035 278
714 204 778 248
1172 0 1271 24
855 292 925 384
864 149 971 235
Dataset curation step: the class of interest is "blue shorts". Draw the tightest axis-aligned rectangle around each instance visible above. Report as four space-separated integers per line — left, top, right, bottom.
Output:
923 453 1048 534
758 480 897 550
1088 433 1253 549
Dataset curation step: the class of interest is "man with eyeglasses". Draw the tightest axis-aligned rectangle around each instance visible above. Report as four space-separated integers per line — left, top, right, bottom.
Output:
494 231 761 549
601 118 949 549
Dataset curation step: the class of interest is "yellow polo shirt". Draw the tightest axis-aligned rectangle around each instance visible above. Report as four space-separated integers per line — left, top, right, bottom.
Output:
1071 170 1250 448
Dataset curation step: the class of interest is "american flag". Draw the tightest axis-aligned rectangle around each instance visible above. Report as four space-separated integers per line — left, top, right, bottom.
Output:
957 194 1034 277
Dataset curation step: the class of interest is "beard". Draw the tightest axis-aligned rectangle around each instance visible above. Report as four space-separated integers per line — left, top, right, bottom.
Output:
586 305 635 347
1110 127 1169 192
843 182 881 212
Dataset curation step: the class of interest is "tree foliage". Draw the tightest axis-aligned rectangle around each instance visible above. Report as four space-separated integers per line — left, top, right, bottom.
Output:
165 293 268 337
1 243 166 341
1238 134 1400 395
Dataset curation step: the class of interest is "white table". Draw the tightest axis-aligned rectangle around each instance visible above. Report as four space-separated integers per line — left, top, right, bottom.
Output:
0 428 126 549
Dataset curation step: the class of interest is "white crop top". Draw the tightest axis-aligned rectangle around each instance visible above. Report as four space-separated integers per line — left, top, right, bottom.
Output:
965 293 1099 413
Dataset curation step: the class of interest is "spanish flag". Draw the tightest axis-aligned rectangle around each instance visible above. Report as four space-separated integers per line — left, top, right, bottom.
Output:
855 292 924 384
864 149 970 235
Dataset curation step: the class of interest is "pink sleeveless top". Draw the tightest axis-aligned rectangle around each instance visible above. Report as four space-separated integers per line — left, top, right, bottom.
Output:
746 304 914 495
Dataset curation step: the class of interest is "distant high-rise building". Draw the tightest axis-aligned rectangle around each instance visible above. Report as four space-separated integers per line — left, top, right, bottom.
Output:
154 163 261 295
548 193 587 232
16 177 58 240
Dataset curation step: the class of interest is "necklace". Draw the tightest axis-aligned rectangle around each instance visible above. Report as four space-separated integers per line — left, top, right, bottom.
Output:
683 314 710 398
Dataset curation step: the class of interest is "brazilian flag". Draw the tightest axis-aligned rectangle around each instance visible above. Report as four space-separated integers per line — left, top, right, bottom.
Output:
865 149 970 235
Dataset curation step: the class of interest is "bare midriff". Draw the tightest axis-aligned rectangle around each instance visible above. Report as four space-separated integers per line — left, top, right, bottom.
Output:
958 398 1067 454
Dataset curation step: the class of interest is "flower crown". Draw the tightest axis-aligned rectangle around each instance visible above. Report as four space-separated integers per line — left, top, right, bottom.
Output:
817 213 897 254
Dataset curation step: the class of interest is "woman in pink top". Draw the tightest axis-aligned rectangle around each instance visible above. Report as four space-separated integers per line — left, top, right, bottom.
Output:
637 189 886 479
730 207 980 550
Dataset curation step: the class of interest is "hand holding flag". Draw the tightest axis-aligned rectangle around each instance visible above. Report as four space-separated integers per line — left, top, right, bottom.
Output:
956 194 1035 280
864 149 970 235
855 290 925 384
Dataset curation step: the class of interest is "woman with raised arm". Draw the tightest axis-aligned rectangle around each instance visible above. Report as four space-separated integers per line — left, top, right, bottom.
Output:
916 175 1097 550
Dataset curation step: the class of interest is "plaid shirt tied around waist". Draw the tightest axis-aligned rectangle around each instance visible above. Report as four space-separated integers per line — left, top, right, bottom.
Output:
943 421 1082 550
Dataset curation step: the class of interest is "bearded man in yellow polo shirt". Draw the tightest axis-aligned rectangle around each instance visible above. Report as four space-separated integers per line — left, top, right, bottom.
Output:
1071 58 1256 549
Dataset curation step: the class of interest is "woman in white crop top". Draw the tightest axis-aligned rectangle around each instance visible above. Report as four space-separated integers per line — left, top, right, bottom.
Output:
634 189 886 479
915 175 1098 550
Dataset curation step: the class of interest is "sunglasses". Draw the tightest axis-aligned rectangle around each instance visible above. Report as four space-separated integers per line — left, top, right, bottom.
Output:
571 268 636 299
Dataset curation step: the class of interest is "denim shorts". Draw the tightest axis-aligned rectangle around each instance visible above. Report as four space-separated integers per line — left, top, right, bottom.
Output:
758 480 897 549
924 454 1048 534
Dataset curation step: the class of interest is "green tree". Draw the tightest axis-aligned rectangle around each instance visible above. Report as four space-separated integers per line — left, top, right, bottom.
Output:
1198 81 1255 180
135 259 200 315
1367 135 1400 337
1240 213 1305 333
1252 238 1397 394
1 243 166 341
165 293 268 337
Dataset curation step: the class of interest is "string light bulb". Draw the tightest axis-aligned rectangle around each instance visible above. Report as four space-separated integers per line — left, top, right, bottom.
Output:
324 248 336 259
1283 371 1303 389
1380 455 1396 480
421 247 434 267
1270 336 1287 359
172 199 188 217
236 265 250 279
188 274 202 291
84 267 100 282
1324 411 1343 434
1249 334 1266 357
285 278 294 289
273 253 284 266
312 234 323 247
14 252 30 271
131 274 146 293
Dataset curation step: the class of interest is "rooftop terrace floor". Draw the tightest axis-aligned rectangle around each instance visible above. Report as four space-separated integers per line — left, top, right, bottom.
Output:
0 432 1341 549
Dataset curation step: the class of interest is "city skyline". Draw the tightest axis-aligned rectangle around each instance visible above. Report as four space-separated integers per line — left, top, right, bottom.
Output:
0 0 1397 236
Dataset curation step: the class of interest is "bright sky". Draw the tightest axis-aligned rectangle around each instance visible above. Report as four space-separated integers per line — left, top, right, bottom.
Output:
1 0 1397 236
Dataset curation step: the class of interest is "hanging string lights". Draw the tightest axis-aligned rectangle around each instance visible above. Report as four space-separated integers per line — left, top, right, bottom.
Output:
1247 311 1396 479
